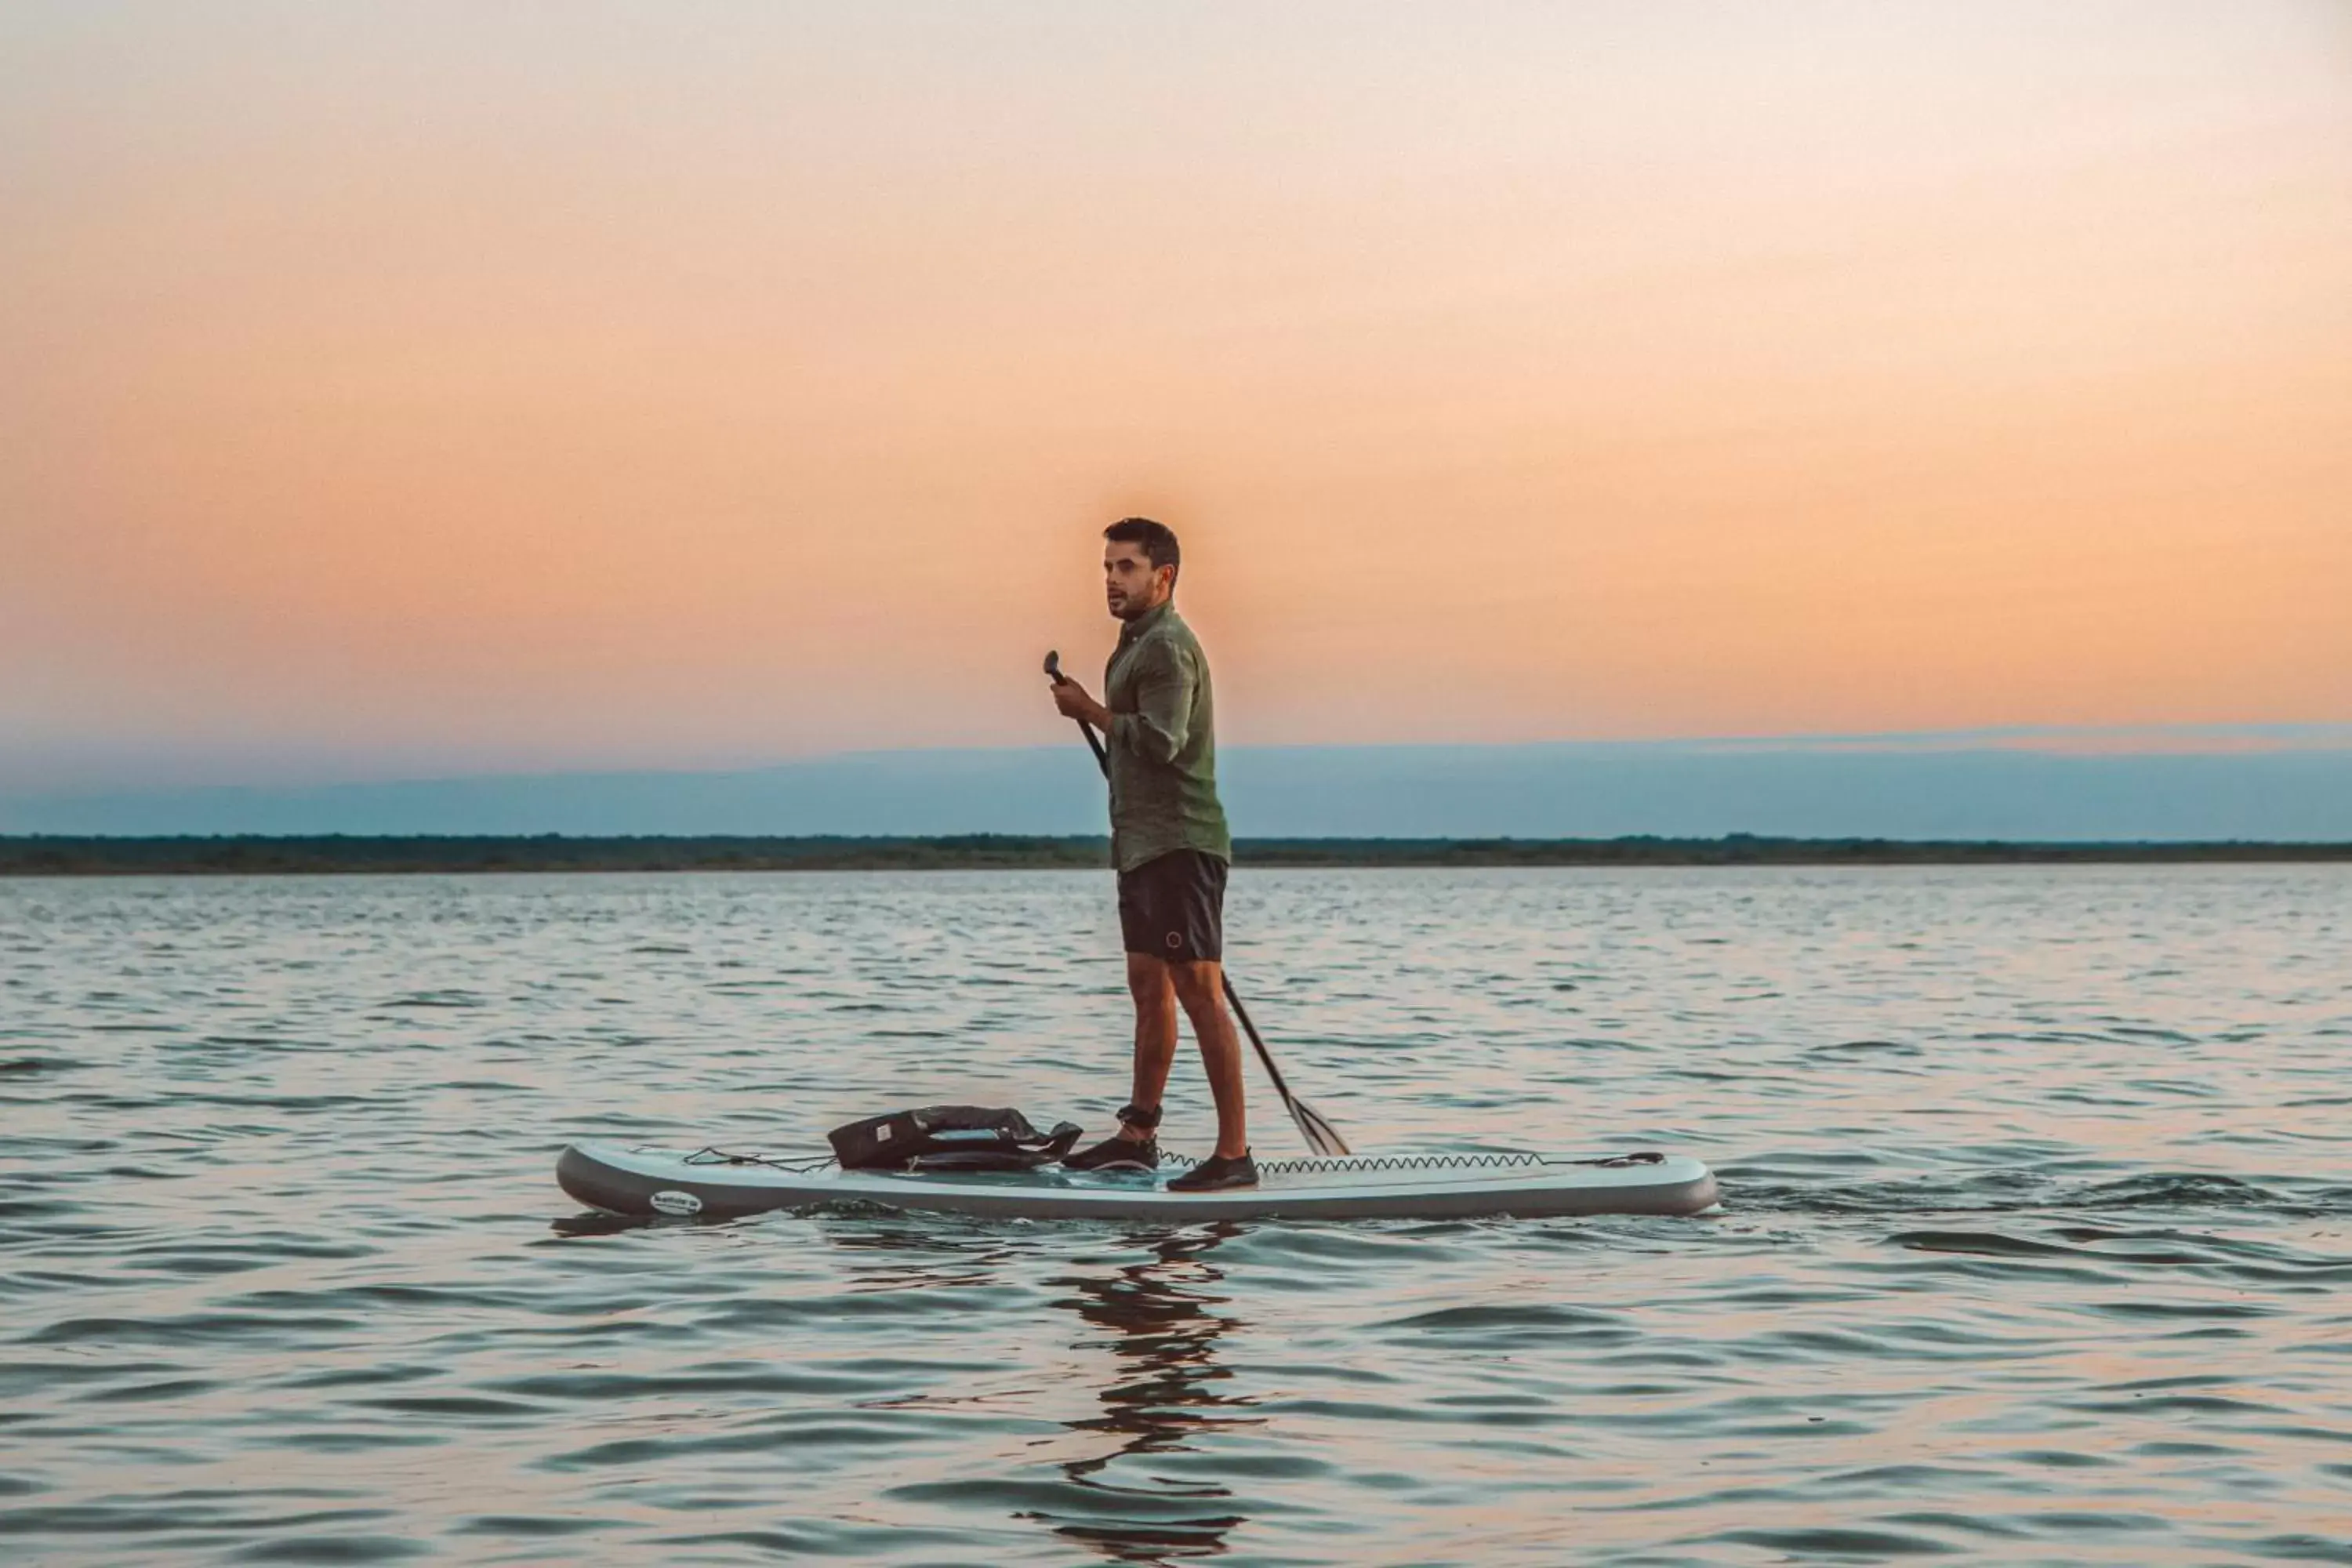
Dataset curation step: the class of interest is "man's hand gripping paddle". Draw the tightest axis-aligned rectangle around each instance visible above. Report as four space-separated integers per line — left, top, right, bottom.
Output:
1044 649 1351 1156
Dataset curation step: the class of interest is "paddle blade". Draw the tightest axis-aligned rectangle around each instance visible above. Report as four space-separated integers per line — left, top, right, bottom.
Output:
1286 1094 1352 1157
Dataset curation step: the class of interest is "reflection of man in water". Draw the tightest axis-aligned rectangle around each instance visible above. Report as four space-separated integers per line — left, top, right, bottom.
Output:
814 1219 1254 1562
1049 517 1256 1191
1045 1225 1254 1562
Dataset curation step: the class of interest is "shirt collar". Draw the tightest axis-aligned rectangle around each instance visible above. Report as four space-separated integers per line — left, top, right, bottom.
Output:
1118 597 1174 645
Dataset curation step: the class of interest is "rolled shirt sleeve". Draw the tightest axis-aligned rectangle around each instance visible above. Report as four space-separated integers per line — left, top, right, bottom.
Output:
1109 640 1192 765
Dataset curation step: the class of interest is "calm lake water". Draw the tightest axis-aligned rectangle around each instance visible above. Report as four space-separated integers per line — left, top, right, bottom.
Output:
3 867 2348 1566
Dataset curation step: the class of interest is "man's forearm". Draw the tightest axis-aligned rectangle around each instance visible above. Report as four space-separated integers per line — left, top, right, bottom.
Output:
1052 681 1116 732
1109 709 1186 764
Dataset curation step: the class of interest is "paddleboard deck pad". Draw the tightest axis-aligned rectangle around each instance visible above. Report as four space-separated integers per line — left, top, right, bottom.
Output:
557 1140 1719 1222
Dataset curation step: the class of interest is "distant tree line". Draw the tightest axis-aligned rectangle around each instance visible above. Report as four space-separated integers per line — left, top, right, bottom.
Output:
1 833 2345 875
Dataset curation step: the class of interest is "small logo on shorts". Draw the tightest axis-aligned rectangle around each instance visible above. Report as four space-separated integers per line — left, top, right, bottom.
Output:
1165 931 1181 949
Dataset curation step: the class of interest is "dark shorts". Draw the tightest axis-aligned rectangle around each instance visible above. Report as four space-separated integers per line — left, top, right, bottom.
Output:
1117 849 1228 963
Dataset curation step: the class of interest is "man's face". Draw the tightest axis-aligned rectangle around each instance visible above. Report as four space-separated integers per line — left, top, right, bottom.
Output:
1103 542 1173 620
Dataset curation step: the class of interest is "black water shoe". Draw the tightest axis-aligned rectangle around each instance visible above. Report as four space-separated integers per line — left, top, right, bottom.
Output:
1062 1134 1158 1173
1167 1150 1258 1192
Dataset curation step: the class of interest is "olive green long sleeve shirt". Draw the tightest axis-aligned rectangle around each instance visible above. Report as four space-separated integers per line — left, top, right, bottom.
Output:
1103 601 1232 873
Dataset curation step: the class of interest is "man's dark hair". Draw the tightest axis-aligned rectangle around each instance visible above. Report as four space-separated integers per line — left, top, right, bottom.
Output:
1104 516 1180 580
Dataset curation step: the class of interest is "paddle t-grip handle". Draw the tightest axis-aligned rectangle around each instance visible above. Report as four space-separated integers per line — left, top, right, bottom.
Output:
1042 650 1110 771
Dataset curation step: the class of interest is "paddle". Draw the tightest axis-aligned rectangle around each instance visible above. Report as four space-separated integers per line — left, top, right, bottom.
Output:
1044 649 1351 1156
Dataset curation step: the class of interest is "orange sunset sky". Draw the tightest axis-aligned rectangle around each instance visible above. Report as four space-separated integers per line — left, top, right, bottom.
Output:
3 2 2347 788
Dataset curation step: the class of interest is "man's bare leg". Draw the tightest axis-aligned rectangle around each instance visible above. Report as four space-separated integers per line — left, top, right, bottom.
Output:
1169 959 1249 1159
1119 953 1180 1143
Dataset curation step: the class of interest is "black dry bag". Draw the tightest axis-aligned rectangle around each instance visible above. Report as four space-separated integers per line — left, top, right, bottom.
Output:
827 1105 1083 1174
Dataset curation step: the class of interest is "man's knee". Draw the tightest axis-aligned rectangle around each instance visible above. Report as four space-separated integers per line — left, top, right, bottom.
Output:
1167 959 1223 1013
1126 953 1173 1001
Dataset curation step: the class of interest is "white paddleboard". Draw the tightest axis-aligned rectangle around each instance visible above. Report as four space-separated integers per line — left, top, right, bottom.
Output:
557 1140 1719 1222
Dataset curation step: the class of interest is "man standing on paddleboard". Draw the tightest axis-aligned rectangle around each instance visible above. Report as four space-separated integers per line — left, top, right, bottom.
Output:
1047 517 1257 1191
